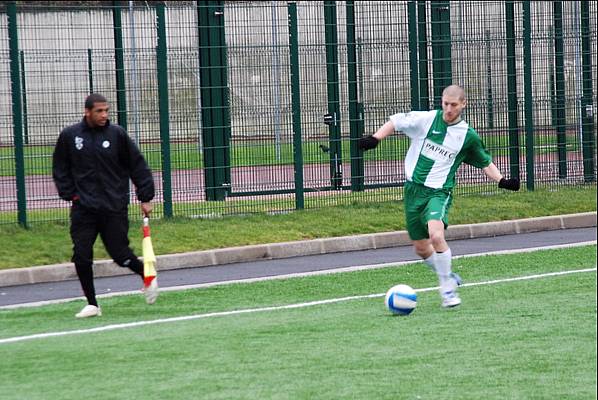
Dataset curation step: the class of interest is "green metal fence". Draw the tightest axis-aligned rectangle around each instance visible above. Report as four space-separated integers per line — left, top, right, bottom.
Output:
0 1 596 226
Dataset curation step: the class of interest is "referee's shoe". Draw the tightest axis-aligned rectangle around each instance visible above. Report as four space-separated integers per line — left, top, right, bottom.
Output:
75 304 102 318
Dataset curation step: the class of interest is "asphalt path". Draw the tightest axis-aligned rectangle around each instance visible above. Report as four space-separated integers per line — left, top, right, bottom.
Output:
1 227 595 308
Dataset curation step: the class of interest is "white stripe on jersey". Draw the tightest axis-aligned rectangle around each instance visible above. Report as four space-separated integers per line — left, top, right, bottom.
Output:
424 122 469 188
390 111 436 182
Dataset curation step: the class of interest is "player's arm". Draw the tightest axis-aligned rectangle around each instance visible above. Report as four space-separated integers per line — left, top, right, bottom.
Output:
482 162 520 191
358 111 434 151
52 131 77 201
357 121 394 150
372 121 395 141
465 131 520 192
482 162 503 182
120 129 155 204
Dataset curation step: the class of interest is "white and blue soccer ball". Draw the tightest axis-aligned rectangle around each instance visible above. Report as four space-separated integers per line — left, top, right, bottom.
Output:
385 284 417 315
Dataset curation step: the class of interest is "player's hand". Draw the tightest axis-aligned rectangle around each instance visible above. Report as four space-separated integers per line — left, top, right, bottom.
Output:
358 135 379 150
141 202 153 216
498 177 520 191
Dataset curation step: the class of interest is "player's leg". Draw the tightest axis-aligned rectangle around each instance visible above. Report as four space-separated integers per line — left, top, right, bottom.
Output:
70 205 102 317
404 182 436 271
412 239 437 271
428 218 452 279
424 193 461 307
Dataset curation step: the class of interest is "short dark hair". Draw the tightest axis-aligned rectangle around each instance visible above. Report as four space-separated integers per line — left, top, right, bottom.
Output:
85 93 108 110
442 85 466 101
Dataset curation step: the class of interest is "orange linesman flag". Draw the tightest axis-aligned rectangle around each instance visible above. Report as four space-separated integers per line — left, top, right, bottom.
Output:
142 217 157 287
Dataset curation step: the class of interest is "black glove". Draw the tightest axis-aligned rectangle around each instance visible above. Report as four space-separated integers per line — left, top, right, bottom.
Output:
498 177 520 191
358 135 379 150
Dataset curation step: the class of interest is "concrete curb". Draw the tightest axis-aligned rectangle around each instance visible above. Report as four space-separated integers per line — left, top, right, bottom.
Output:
0 212 595 288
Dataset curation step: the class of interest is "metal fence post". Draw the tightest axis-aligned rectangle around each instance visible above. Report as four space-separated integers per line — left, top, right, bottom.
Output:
580 0 595 182
485 29 494 129
430 1 451 108
156 2 173 217
288 2 304 210
407 1 420 110
197 1 231 201
8 1 27 227
112 1 127 131
553 2 567 179
19 50 29 145
197 2 214 201
417 1 430 110
87 48 94 93
505 1 520 180
523 1 535 190
346 0 364 192
324 1 342 190
549 24 559 130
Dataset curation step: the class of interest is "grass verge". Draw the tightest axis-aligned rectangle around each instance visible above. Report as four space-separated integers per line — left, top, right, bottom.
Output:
0 185 595 269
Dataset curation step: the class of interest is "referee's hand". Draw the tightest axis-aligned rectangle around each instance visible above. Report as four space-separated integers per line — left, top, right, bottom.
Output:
141 202 153 216
358 135 379 150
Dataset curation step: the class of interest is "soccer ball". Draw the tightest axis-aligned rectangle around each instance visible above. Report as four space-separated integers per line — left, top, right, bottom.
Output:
385 284 417 315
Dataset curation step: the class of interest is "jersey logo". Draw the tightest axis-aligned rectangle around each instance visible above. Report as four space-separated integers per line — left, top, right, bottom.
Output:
421 139 456 162
75 136 84 150
102 140 110 148
431 130 443 134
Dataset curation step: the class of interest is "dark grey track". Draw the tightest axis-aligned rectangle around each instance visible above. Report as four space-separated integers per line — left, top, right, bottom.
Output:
0 227 595 307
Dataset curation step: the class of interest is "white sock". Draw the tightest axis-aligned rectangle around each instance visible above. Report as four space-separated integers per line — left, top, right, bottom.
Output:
424 253 436 272
435 248 453 285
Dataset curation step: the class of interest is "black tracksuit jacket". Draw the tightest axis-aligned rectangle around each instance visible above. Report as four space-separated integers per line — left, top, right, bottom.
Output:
52 118 155 214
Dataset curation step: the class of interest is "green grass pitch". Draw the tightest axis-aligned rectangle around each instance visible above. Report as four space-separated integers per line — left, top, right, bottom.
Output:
0 245 596 399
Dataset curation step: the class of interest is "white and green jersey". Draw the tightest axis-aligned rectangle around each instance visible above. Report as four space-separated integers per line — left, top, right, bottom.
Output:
389 110 492 190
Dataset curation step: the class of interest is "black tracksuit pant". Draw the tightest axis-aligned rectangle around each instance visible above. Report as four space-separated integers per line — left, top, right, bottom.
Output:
70 203 143 306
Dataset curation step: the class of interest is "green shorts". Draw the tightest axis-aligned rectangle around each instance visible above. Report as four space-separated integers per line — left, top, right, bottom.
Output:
404 181 453 240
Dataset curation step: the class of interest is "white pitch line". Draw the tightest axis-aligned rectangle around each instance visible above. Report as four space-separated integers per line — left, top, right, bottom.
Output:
1 241 595 310
0 266 595 345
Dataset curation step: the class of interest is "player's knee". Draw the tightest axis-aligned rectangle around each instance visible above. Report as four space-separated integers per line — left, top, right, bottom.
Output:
415 250 429 259
429 230 446 247
413 241 432 258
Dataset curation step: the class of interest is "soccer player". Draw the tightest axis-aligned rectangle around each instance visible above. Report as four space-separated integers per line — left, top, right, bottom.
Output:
52 93 159 318
358 85 520 307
